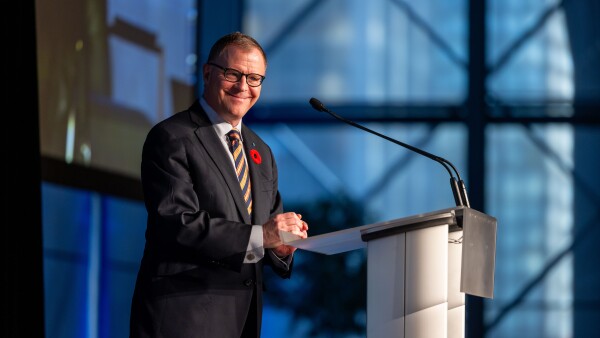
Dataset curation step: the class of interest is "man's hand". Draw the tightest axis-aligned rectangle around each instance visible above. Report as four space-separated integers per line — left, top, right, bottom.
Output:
263 212 308 257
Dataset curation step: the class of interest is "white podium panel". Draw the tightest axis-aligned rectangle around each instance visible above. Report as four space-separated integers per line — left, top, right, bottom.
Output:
448 305 465 338
368 316 405 338
367 233 405 338
367 224 450 338
405 302 448 338
405 225 448 314
448 230 465 338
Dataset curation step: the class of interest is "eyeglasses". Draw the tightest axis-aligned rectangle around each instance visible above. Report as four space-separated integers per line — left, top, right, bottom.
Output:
207 62 265 87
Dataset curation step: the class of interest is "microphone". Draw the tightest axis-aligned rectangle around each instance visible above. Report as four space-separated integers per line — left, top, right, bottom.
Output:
309 97 470 208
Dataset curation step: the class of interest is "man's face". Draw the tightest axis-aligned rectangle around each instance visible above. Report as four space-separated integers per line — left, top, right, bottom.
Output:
202 45 266 125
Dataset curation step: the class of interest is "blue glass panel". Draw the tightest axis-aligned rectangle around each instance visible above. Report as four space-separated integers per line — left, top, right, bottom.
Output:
42 182 148 338
487 0 575 107
245 0 467 105
100 197 147 338
486 124 574 337
42 183 93 338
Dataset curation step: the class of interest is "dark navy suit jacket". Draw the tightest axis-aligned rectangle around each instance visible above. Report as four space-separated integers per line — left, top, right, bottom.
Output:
130 100 291 338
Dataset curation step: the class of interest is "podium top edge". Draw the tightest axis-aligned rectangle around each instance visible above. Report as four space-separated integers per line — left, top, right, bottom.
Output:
360 209 458 241
286 207 484 254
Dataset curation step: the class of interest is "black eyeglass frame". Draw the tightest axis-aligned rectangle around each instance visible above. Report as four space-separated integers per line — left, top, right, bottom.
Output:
207 62 266 87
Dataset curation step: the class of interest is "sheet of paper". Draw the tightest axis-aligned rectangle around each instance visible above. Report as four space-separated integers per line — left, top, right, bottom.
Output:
279 230 302 244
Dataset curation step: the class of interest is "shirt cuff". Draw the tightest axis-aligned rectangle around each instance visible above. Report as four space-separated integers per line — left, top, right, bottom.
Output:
243 225 265 263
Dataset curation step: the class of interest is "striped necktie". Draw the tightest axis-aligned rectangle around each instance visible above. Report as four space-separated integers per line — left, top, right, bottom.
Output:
227 128 252 216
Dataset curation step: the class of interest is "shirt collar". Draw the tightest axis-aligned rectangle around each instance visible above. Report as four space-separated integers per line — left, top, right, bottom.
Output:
200 97 243 140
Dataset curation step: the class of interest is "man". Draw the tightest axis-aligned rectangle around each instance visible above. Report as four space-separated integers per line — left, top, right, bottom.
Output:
130 32 308 338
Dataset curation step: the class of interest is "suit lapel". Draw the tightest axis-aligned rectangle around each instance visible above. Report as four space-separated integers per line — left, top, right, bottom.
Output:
242 128 268 225
190 106 252 224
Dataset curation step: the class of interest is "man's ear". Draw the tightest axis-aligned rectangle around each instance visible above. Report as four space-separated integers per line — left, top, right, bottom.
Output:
202 63 210 83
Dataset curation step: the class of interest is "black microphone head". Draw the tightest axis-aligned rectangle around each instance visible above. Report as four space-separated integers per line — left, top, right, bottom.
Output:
309 97 327 112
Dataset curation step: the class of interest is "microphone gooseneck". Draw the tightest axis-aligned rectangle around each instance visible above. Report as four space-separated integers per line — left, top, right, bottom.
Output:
309 97 470 207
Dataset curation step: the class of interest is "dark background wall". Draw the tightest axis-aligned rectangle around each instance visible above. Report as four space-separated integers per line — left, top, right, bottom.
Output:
3 1 45 337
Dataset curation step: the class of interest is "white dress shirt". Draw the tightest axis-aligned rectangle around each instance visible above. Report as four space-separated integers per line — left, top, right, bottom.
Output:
200 98 268 264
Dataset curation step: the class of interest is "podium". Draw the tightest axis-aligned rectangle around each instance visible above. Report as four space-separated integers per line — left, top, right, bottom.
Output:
283 206 497 338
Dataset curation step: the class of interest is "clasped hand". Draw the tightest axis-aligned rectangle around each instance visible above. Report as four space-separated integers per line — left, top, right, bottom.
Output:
263 212 308 257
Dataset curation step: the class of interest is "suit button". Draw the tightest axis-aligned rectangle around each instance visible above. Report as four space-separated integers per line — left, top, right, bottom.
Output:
244 279 253 287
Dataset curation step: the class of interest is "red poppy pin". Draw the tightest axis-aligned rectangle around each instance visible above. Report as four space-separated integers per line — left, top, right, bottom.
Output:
249 149 262 164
